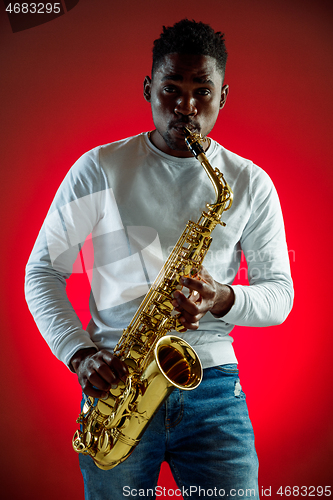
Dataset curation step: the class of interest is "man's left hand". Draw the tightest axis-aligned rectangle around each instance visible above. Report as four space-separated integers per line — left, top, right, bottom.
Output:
172 266 235 330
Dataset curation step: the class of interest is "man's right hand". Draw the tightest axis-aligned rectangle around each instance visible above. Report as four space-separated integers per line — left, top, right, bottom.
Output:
70 348 129 399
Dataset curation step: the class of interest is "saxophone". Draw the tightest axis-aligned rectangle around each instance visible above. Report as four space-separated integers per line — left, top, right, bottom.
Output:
72 127 233 470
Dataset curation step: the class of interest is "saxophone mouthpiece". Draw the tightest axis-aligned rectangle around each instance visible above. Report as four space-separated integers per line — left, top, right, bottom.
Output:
183 127 205 159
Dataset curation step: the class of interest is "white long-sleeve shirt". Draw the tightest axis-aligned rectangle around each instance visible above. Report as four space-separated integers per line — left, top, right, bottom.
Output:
25 133 294 369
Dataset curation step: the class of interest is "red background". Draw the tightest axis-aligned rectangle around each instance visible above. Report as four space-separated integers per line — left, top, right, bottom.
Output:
1 0 332 498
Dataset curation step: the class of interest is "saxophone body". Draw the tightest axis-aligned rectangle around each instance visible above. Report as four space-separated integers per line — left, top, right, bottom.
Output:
72 128 233 470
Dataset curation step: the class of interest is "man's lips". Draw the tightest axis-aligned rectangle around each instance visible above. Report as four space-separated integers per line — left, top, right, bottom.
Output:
170 123 199 134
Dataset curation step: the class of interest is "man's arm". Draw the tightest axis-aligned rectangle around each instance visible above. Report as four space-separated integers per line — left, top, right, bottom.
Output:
171 168 294 330
25 149 106 368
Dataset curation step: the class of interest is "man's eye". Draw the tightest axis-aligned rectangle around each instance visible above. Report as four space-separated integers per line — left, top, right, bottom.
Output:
197 89 211 96
163 86 177 93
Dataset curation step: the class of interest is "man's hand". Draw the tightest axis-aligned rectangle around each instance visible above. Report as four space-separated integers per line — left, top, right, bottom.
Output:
172 266 235 330
70 348 129 399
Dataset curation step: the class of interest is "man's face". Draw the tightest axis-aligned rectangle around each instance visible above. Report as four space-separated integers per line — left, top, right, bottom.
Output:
143 53 228 157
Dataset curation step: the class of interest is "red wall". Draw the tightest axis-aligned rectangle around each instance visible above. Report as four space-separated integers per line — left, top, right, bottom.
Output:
1 1 332 498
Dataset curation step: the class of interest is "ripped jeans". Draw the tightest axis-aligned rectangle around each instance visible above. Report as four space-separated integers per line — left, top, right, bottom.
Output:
79 364 259 499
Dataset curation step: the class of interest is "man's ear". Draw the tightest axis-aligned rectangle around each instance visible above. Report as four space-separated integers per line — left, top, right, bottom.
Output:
143 76 152 102
220 84 229 109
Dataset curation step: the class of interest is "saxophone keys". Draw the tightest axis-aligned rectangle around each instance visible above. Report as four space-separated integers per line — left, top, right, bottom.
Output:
85 431 93 448
174 317 188 333
98 429 112 454
97 396 116 415
72 430 86 452
170 285 182 298
124 358 138 373
129 344 146 360
109 380 126 397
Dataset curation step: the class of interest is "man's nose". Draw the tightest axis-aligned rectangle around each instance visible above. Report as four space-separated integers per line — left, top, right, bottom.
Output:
174 94 197 116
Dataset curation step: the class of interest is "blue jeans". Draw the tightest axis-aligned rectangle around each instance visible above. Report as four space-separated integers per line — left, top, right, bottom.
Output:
79 364 259 499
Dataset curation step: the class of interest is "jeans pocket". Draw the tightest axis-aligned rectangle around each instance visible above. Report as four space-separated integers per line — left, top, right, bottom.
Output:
213 364 245 398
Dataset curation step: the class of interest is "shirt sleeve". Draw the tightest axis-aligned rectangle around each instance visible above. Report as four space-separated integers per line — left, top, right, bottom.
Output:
222 166 294 327
25 148 108 369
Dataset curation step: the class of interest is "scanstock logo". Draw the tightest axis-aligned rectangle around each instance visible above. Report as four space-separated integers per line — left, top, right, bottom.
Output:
45 188 164 311
3 1 80 33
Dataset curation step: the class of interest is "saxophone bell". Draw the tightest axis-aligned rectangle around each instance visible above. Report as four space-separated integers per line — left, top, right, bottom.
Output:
73 335 202 470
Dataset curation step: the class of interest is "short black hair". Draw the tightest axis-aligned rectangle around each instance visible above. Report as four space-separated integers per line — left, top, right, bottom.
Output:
152 19 228 77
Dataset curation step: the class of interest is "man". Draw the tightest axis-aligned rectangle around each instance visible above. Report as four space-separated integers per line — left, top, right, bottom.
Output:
25 19 293 499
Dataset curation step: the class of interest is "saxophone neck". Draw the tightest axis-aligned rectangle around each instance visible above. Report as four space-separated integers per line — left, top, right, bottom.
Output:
184 127 233 218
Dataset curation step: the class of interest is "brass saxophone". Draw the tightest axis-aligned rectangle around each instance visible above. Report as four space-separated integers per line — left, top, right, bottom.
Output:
72 128 233 470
